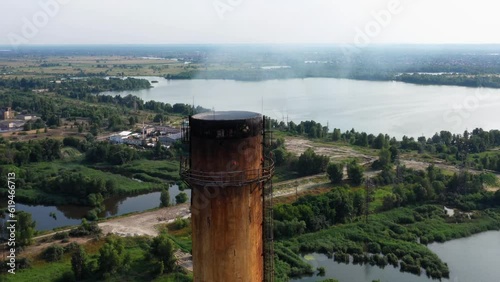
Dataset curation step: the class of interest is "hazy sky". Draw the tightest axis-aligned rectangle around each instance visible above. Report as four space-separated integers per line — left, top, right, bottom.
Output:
1 0 500 45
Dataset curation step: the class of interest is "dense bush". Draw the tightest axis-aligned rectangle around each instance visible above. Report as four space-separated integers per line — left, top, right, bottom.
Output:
347 161 364 185
0 138 62 165
175 192 188 204
85 142 139 165
327 163 343 184
296 148 329 176
69 219 102 237
42 245 65 262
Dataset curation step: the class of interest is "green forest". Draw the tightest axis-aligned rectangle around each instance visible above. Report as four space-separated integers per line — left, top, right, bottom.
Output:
1 75 500 282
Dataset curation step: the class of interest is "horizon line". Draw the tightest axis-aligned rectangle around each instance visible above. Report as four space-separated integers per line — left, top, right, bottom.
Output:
2 43 500 47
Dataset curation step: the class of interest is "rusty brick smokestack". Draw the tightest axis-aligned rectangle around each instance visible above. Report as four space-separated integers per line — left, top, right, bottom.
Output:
180 111 274 282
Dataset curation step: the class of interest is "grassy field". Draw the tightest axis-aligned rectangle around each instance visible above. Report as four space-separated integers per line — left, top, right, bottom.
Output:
370 185 394 212
30 160 161 193
0 56 186 78
163 220 192 253
9 159 173 206
103 159 181 185
4 235 193 282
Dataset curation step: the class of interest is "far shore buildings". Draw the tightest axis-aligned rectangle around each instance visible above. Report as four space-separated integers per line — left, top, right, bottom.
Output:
15 114 38 121
158 132 182 145
0 107 14 120
156 125 180 135
0 108 39 131
108 125 182 146
0 121 15 131
0 121 25 131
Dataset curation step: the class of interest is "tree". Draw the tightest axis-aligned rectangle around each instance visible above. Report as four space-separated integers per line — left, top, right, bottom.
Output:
42 244 64 262
172 103 191 114
69 219 102 237
332 128 341 141
297 148 329 176
379 149 392 167
352 190 365 216
272 148 287 166
372 133 387 149
149 232 177 273
46 114 62 127
23 122 32 131
154 141 162 159
389 145 399 163
90 124 99 137
175 192 188 204
16 211 36 246
355 132 369 147
347 161 364 186
327 163 344 184
160 189 170 207
372 148 392 169
128 116 136 126
72 246 91 280
494 190 500 205
153 113 164 123
329 187 354 223
105 179 116 194
157 261 165 276
98 236 127 275
99 243 121 274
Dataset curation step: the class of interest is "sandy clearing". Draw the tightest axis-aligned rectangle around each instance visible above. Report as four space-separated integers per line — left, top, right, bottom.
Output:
400 159 460 173
4 204 191 259
98 203 190 237
285 137 376 165
401 159 500 182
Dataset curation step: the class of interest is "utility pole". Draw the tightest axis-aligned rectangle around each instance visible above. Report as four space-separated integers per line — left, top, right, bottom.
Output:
262 97 263 115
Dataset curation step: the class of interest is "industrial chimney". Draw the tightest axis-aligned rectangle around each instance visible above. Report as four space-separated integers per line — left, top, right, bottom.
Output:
180 111 274 282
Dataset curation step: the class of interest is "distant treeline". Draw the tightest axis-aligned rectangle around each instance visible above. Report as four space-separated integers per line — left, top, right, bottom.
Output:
0 77 151 92
165 67 394 82
395 73 500 88
0 78 208 135
165 67 500 89
0 138 62 166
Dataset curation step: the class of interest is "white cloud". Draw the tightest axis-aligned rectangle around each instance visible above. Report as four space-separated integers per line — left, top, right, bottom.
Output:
1 0 500 45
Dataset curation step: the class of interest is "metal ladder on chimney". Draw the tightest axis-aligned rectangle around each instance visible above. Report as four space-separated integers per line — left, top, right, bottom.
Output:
263 116 274 282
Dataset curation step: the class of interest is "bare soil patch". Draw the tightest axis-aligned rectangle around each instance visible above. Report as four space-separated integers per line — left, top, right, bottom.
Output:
98 203 190 237
285 137 376 165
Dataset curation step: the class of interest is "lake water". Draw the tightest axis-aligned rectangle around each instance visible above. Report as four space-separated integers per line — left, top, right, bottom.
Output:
101 77 500 138
293 231 500 282
0 185 190 231
427 231 500 282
